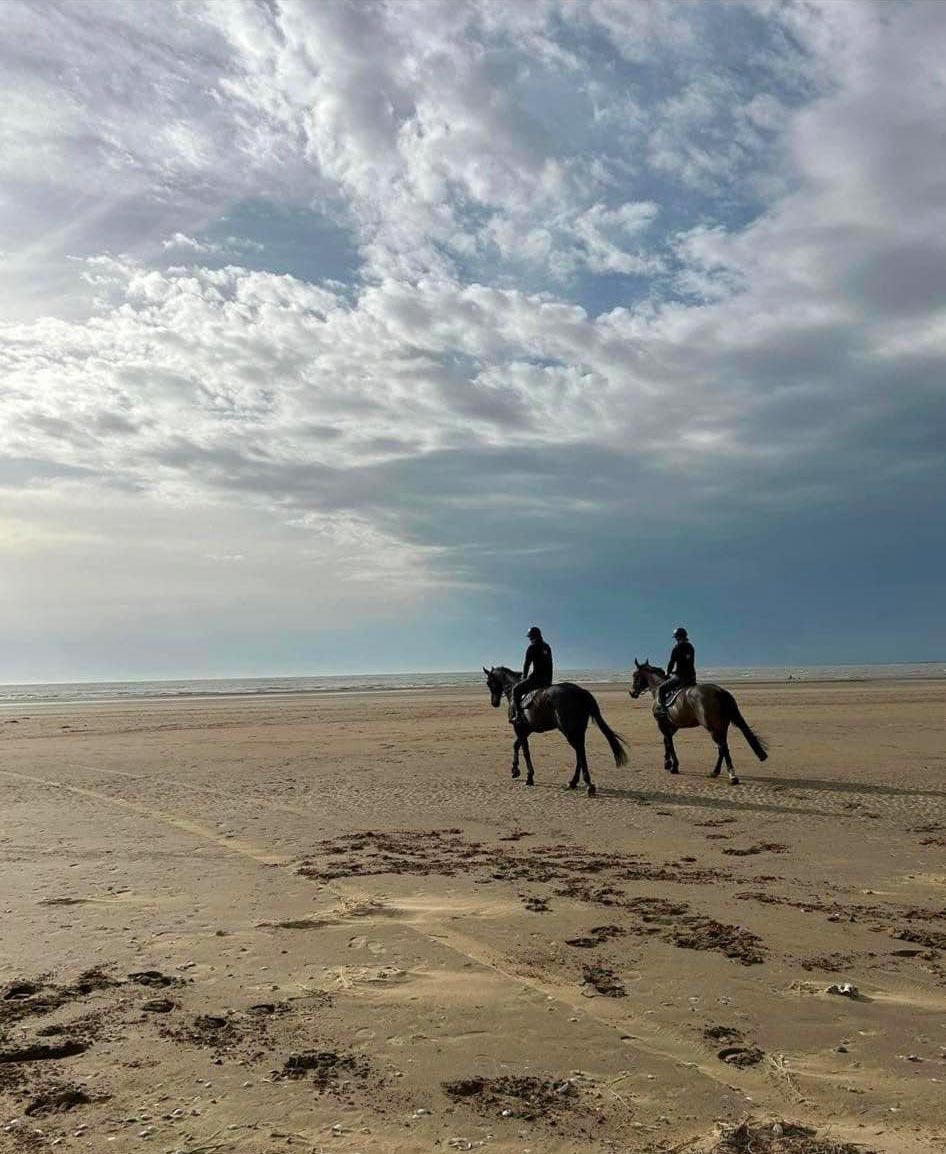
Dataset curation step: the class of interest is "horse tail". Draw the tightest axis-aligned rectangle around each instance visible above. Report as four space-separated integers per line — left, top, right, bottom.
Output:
589 695 629 767
726 693 768 761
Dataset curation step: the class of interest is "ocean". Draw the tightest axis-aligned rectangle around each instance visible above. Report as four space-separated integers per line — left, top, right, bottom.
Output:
0 663 944 707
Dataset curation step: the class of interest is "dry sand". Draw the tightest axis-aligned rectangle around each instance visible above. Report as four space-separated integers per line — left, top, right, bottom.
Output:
1 680 945 1153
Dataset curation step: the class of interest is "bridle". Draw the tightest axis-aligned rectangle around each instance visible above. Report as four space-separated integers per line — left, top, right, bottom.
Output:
629 663 661 699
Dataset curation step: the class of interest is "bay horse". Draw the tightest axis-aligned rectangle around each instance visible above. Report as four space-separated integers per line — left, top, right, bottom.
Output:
483 666 628 797
629 659 767 785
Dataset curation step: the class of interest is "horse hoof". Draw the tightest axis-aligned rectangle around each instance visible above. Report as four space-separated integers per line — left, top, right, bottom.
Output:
526 778 534 787
729 777 740 786
587 784 596 798
709 771 720 779
511 769 520 779
669 767 679 775
567 781 578 790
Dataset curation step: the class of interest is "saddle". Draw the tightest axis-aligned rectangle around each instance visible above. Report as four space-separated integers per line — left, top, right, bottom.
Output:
508 687 552 724
661 685 690 710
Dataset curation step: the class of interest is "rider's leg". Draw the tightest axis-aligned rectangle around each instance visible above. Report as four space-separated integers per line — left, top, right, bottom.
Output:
654 675 679 720
512 676 535 722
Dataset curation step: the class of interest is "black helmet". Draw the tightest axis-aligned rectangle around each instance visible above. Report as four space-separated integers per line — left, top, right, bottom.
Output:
673 626 688 639
527 626 542 639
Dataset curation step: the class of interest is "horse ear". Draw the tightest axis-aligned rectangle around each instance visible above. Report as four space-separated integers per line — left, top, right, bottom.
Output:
483 666 490 676
634 658 640 668
644 657 649 666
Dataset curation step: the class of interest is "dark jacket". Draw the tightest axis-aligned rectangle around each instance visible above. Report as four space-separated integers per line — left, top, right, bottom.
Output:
667 640 696 685
523 640 553 685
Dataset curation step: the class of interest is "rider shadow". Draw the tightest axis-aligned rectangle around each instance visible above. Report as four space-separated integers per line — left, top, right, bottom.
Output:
747 774 946 800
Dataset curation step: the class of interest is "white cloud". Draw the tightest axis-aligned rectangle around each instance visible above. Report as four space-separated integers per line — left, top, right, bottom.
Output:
2 0 946 674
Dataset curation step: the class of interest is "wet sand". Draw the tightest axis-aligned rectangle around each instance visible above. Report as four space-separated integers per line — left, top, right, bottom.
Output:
1 681 945 1152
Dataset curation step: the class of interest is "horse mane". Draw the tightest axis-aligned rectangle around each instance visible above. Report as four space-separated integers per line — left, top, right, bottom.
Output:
638 661 667 678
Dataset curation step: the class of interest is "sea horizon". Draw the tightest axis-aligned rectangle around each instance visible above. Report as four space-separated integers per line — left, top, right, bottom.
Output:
2 661 945 708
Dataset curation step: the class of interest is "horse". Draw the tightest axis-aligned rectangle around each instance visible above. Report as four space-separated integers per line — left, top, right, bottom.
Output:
628 659 767 785
483 666 628 797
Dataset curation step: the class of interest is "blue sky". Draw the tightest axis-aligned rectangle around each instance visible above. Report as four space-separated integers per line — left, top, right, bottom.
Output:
1 0 945 681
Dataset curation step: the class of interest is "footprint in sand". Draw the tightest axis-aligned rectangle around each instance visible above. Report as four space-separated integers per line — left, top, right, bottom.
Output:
348 935 385 954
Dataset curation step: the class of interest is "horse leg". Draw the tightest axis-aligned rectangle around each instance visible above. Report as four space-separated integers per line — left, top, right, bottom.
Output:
511 735 521 779
566 740 581 791
519 732 536 786
709 730 726 779
656 715 675 773
663 724 680 774
710 729 738 784
579 735 595 798
721 723 738 785
568 729 595 797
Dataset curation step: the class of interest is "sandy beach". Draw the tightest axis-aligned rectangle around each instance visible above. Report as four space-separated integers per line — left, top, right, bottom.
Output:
1 680 945 1153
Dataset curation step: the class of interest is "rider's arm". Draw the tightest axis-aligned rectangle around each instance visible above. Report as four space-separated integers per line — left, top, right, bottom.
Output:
523 646 533 678
667 647 677 675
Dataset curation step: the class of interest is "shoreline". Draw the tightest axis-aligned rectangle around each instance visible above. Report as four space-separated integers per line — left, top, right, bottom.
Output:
2 671 946 711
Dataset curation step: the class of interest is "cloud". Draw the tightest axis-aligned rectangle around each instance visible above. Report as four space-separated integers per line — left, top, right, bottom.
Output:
2 0 946 675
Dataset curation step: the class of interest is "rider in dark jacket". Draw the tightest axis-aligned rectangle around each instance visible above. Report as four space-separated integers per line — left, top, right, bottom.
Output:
512 626 553 722
655 626 696 719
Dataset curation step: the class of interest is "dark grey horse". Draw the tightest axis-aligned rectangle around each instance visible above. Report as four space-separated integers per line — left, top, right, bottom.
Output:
629 659 767 785
483 666 628 797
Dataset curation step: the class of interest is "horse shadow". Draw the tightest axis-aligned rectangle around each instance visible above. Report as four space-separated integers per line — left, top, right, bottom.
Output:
528 777 840 819
747 774 946 801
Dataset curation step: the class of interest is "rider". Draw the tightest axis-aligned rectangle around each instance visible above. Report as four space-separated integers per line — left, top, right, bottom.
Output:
512 626 553 723
655 626 697 721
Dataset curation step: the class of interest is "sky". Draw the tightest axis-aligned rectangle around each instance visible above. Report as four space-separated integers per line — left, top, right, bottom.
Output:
1 0 945 682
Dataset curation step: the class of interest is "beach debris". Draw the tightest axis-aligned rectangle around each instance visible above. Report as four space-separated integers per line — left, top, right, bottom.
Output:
0 1040 90 1063
3 982 42 1000
581 965 626 997
521 895 550 913
277 1049 369 1090
142 998 176 1013
718 1046 765 1068
128 970 186 989
711 1116 880 1153
704 1025 744 1043
24 1087 92 1116
565 924 625 949
825 982 859 998
722 843 790 857
443 1075 579 1120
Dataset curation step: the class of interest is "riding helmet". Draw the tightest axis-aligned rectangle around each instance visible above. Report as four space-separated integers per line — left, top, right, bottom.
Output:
673 626 688 639
527 626 542 639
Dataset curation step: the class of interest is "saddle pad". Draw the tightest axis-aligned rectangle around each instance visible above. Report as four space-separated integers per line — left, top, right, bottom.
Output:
664 686 687 709
508 688 550 723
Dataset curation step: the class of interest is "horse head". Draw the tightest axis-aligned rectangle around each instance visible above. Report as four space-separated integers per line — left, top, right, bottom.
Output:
629 658 660 697
483 666 504 708
629 658 647 698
